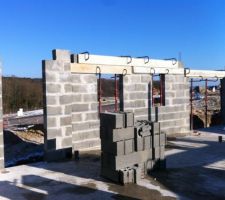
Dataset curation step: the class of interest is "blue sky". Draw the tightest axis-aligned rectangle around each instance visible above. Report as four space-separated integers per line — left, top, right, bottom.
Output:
0 0 225 78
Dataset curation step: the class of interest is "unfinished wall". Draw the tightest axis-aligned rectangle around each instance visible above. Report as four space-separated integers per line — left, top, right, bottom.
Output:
43 50 100 161
43 50 190 161
150 75 190 135
121 74 190 135
0 66 3 168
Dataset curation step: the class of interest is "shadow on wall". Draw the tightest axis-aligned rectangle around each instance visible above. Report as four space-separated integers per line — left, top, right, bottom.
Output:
193 115 204 129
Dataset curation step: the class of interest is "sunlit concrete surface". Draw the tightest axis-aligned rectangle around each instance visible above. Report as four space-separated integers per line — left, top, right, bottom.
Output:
1 128 225 200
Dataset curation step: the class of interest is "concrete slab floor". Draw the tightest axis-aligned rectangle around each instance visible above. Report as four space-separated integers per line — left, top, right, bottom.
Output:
0 130 225 200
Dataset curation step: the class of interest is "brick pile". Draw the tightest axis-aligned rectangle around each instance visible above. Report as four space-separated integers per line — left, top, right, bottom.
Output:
100 112 166 184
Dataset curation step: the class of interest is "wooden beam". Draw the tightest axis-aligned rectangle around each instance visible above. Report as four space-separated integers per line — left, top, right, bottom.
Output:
77 54 181 69
186 70 225 79
70 63 132 75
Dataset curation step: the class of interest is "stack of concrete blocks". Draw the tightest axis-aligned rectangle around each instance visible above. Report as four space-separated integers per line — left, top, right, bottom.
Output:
0 66 3 169
100 112 166 184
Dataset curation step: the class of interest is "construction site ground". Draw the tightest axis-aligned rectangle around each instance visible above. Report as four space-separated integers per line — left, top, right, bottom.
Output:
1 127 225 200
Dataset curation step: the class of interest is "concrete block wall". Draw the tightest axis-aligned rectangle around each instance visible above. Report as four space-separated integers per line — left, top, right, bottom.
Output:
150 75 190 135
121 74 152 121
121 74 190 136
70 62 100 150
43 50 73 160
0 67 3 169
43 50 100 161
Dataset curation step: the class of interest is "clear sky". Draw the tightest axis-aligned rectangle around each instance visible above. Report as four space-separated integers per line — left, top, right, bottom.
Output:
0 0 225 78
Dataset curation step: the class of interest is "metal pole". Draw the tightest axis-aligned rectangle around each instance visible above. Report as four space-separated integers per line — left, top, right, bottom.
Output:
205 79 208 128
152 75 154 106
114 74 118 112
190 78 193 130
160 74 163 106
98 73 102 114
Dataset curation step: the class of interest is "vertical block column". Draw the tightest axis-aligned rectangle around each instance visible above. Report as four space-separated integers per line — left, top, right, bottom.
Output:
121 74 152 121
71 54 100 151
0 66 4 169
42 49 73 161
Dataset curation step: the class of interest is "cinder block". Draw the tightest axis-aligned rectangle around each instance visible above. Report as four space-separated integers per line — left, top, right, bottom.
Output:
128 168 135 183
153 147 160 160
101 140 125 156
134 137 144 151
125 139 134 155
146 159 154 172
144 136 151 150
125 112 134 127
100 127 135 142
101 167 120 183
152 134 160 148
160 132 166 146
160 146 165 159
103 150 152 170
0 159 4 169
119 169 129 184
151 122 160 135
100 112 125 129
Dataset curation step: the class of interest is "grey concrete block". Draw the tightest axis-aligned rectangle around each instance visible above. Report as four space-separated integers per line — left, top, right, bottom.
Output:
46 84 61 93
144 136 151 150
65 127 72 136
52 49 71 62
72 104 89 112
47 106 62 115
43 60 63 72
160 133 166 146
73 94 82 102
47 128 62 139
73 138 100 150
61 137 72 148
100 127 134 142
64 105 72 115
0 159 4 169
101 140 124 156
84 112 98 121
135 137 144 151
134 165 142 183
125 139 134 155
103 150 152 170
146 159 154 172
47 117 57 128
153 147 160 160
151 122 160 135
0 146 4 158
46 96 57 105
72 121 100 132
60 95 72 105
60 116 71 126
125 112 134 127
82 94 97 102
160 146 165 159
64 84 72 93
119 169 129 184
72 113 83 122
152 134 160 148
100 112 125 129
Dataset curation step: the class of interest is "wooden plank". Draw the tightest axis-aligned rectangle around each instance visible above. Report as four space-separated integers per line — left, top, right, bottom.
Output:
70 63 132 75
133 66 184 75
186 70 225 79
77 54 180 69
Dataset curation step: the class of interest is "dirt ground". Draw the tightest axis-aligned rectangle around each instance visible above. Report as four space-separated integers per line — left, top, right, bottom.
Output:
1 128 225 200
3 125 44 167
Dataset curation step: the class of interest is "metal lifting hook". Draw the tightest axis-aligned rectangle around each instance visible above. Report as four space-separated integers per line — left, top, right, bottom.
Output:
137 56 150 64
80 51 90 61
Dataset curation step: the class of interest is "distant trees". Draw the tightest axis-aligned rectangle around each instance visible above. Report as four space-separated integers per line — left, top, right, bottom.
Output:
2 76 43 114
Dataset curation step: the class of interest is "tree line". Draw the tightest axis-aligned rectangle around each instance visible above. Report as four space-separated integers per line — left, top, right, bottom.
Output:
2 76 43 114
